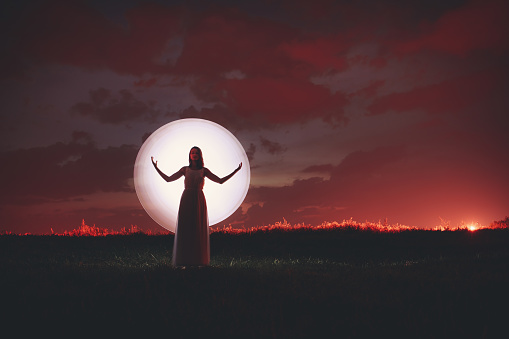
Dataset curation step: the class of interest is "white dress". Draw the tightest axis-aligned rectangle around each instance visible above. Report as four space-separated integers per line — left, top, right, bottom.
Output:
172 167 209 266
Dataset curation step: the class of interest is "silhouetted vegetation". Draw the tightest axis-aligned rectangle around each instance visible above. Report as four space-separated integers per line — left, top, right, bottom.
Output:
1 226 508 338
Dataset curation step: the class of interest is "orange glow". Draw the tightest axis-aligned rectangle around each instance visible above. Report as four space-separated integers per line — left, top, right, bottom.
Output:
467 223 479 232
212 218 420 234
462 222 490 232
4 218 507 236
51 219 169 236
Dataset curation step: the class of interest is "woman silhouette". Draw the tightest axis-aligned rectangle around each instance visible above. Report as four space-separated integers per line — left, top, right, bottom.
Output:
151 146 241 267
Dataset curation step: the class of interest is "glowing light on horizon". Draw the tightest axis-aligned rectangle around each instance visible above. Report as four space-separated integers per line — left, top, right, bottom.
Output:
10 217 508 236
133 118 250 233
466 222 480 232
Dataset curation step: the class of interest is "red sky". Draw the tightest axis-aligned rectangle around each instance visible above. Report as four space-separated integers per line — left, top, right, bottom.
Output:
1 0 508 233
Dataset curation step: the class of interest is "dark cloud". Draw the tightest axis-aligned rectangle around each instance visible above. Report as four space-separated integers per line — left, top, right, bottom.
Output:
237 144 509 228
260 137 286 155
278 36 350 73
14 1 352 128
368 70 502 116
351 80 386 98
0 141 138 204
213 77 348 125
246 143 256 162
171 8 350 127
2 0 509 233
173 7 298 78
393 0 509 56
141 132 152 143
134 78 158 88
330 146 407 181
71 130 94 144
70 88 160 124
302 164 334 174
16 1 181 75
178 104 256 131
243 176 329 226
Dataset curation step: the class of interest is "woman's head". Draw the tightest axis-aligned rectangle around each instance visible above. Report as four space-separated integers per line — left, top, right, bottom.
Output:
188 146 204 168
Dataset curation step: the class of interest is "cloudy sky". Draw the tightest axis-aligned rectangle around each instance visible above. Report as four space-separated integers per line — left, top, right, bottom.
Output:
1 0 508 233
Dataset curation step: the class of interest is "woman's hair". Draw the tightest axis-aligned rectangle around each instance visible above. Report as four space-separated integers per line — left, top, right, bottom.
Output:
188 146 204 169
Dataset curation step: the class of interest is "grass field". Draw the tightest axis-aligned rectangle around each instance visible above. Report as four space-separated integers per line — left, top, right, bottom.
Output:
1 224 509 338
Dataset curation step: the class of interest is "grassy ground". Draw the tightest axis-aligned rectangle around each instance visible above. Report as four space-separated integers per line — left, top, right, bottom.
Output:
1 227 508 338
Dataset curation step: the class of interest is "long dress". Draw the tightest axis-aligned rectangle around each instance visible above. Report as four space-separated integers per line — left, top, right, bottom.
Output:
172 166 209 266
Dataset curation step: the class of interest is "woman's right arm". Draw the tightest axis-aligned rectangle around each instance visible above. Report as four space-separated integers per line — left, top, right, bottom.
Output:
151 157 185 182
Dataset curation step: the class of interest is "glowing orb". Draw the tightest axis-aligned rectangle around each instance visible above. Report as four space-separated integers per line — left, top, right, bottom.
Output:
134 118 250 233
466 223 479 232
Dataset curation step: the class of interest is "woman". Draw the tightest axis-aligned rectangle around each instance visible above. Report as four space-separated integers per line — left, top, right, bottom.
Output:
151 146 242 267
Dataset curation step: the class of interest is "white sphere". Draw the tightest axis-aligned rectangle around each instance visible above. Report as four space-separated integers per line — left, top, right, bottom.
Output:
134 118 250 233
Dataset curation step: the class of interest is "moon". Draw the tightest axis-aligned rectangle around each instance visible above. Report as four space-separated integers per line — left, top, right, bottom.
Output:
134 118 250 233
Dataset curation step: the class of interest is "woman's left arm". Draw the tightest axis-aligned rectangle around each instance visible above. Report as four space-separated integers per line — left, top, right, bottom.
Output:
205 163 242 184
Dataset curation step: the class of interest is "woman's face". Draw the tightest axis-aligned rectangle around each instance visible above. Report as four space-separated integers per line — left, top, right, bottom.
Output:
189 148 200 161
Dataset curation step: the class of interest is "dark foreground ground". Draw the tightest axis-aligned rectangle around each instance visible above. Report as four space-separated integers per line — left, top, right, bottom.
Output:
1 227 509 338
